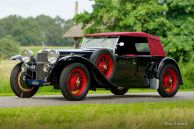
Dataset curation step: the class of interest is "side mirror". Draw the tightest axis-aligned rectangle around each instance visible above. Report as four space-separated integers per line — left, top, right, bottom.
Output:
118 42 124 47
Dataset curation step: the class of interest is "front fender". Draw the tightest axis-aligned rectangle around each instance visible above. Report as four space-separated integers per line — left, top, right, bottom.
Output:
58 55 94 68
11 55 22 61
156 57 183 85
51 55 117 88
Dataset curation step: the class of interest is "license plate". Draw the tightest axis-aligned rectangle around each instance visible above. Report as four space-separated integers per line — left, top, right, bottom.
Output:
32 81 40 86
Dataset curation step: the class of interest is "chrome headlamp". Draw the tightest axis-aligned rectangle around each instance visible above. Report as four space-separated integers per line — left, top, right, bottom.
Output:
47 50 59 64
21 49 33 63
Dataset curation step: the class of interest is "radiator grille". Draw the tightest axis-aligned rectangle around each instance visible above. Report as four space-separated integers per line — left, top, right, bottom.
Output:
36 52 48 80
37 52 48 62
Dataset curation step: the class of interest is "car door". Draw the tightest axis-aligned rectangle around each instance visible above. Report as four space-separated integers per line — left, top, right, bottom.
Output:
112 36 151 88
112 55 137 87
135 55 151 78
133 42 152 87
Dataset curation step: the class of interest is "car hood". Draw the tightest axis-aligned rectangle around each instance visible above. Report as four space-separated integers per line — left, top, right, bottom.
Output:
56 49 95 59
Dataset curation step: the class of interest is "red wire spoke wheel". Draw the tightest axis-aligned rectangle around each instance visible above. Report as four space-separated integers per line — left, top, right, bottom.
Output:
60 63 91 101
158 64 179 97
162 68 177 93
66 68 87 96
96 53 113 79
90 49 116 80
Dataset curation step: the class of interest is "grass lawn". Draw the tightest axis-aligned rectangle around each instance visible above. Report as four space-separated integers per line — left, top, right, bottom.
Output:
0 100 193 129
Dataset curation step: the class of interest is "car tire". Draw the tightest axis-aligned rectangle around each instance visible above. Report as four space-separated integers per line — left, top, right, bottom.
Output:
90 49 116 80
59 63 91 101
157 64 179 97
110 86 129 95
10 63 39 98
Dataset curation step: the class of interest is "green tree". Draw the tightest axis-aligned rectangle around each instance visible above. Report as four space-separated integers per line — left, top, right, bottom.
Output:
0 15 23 38
35 15 73 46
0 35 20 59
12 17 43 45
0 15 74 46
74 0 194 62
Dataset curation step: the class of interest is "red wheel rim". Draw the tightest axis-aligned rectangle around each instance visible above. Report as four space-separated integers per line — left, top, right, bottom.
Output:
162 68 177 93
66 68 87 96
96 53 113 79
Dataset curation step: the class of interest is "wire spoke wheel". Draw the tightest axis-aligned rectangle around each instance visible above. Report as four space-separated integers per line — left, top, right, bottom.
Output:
10 63 39 98
162 68 177 93
60 63 90 101
90 49 116 80
66 68 87 96
111 86 129 95
96 53 113 79
18 72 34 93
157 64 179 97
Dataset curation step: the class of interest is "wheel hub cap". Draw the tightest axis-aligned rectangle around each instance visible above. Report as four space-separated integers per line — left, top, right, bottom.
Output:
103 65 108 70
76 79 81 86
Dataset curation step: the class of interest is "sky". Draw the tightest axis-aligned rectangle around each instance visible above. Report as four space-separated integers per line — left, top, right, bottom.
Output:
0 0 93 20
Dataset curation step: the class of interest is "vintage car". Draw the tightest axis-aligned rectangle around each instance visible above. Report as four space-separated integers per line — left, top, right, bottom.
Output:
10 32 183 100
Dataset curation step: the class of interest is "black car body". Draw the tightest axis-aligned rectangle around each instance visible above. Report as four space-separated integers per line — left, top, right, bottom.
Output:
10 32 183 100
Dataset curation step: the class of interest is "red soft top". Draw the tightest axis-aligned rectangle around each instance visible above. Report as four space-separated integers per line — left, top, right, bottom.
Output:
85 32 160 40
85 32 166 57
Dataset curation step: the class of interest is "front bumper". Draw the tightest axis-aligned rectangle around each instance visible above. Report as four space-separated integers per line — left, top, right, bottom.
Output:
26 79 50 86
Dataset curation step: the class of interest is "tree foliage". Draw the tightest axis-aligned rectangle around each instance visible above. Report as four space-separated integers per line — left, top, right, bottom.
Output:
0 15 74 46
74 0 194 62
0 35 20 59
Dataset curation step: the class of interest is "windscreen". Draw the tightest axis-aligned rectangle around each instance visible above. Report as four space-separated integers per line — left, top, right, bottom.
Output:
81 37 119 49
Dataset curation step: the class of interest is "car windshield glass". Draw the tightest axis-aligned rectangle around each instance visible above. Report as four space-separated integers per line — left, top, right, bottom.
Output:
81 37 119 49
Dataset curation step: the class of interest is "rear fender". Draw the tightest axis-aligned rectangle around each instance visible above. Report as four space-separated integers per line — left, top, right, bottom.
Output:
144 57 183 90
156 57 183 85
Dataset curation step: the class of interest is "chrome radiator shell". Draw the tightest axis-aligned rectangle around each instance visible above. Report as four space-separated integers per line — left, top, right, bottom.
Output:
35 52 49 80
